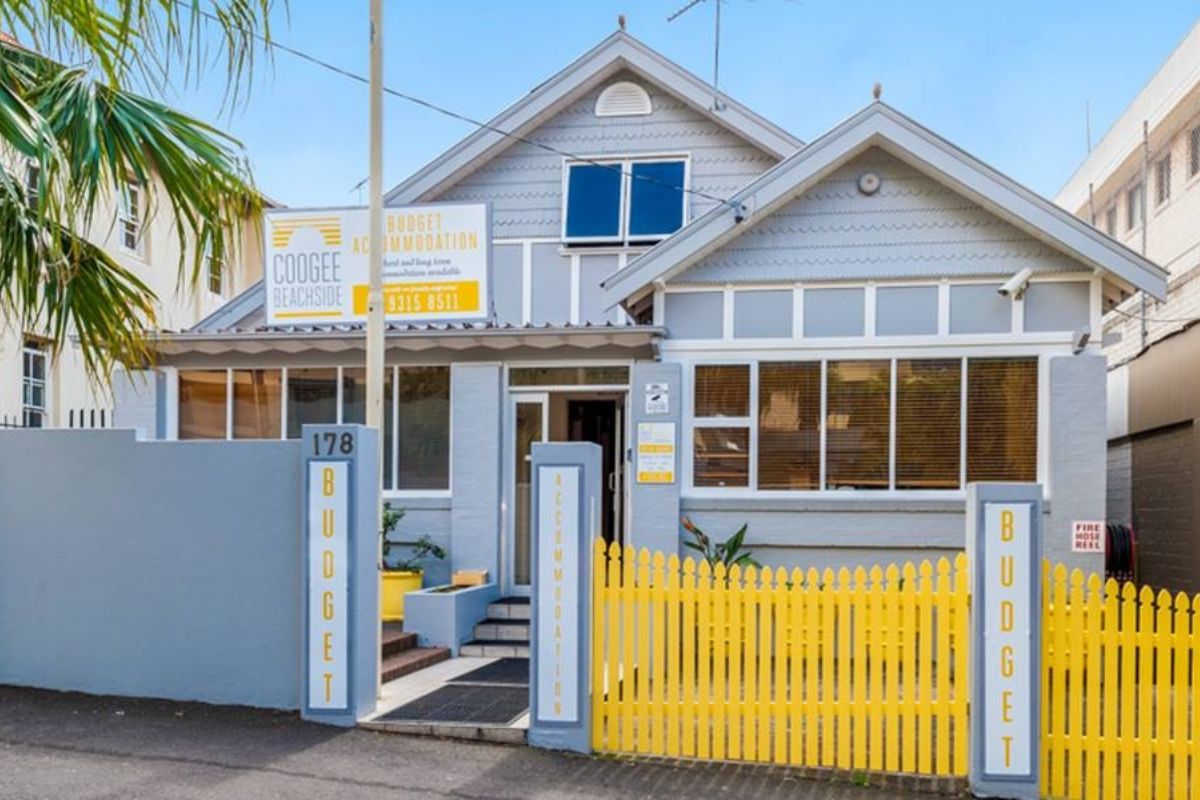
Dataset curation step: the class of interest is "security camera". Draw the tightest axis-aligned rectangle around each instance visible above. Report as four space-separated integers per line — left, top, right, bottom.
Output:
998 268 1033 299
1072 329 1091 355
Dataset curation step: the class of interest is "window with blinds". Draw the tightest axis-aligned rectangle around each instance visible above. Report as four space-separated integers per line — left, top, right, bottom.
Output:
966 357 1037 482
693 427 750 488
178 370 227 439
896 359 961 489
825 361 890 490
758 362 820 490
694 365 749 417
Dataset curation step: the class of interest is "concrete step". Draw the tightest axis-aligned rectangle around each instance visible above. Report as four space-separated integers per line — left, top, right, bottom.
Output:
381 646 451 683
486 598 531 621
360 719 527 745
382 626 417 658
472 618 530 642
459 640 530 659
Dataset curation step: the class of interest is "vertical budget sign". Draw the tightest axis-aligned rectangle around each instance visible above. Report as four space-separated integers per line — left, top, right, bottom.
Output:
967 483 1042 800
528 442 601 754
301 425 379 728
308 460 349 712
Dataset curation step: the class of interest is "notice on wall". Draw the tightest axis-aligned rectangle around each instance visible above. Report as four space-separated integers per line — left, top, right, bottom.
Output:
982 502 1033 777
644 382 669 415
1071 521 1105 553
264 204 490 326
636 422 676 484
307 461 349 711
536 465 580 723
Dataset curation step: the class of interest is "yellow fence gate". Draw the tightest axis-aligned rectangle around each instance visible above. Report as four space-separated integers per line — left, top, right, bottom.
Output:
589 541 971 776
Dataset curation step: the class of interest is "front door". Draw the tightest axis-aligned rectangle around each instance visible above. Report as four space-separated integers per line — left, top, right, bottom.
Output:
566 399 624 547
507 393 548 597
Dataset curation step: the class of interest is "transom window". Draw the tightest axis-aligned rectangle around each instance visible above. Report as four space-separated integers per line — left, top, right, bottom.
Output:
563 157 686 245
691 357 1038 491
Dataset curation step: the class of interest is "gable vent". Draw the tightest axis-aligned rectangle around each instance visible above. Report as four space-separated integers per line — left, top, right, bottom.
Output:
595 81 652 117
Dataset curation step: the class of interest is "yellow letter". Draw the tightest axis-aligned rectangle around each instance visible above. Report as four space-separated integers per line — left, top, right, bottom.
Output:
323 550 335 579
323 467 335 497
1001 645 1014 678
323 509 335 538
323 591 334 620
1000 555 1014 587
323 672 333 703
1002 690 1013 723
1001 600 1014 632
1001 509 1014 542
1002 735 1013 768
323 632 333 661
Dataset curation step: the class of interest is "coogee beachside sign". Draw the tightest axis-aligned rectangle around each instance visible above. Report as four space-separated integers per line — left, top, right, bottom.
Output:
264 204 490 325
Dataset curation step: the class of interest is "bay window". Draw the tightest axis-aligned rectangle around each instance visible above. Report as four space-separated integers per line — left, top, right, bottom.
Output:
692 356 1037 492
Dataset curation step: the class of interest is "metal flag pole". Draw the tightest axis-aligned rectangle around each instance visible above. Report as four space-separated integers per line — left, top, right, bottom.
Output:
367 0 385 699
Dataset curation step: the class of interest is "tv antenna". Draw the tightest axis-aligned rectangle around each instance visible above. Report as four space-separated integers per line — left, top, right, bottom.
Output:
667 0 726 111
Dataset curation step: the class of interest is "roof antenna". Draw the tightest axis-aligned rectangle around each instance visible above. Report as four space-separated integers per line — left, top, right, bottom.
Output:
873 82 883 101
667 0 725 111
618 14 626 31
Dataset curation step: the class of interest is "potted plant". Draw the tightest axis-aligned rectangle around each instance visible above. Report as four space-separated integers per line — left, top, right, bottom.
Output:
380 503 447 621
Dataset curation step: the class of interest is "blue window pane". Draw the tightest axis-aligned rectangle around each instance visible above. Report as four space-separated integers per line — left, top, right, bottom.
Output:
629 161 685 237
565 164 622 238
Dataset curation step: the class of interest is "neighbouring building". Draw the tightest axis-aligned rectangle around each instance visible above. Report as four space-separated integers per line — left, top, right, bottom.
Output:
0 135 265 430
1055 20 1200 592
124 30 1165 594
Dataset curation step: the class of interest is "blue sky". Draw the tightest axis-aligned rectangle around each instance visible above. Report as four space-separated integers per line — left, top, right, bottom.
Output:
166 1 1200 208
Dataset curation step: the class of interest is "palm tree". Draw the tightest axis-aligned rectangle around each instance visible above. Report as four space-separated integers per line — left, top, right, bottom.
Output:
0 1 276 380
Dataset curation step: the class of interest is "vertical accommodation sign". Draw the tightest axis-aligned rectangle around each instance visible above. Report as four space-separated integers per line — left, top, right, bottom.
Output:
536 465 580 722
307 461 349 711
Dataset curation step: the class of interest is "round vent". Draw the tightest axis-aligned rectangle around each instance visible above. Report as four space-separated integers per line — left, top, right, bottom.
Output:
857 172 882 195
595 81 652 117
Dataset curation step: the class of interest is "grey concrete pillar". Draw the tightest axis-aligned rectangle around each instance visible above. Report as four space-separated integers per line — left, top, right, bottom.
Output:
627 361 682 555
450 362 503 580
112 368 165 440
1047 354 1107 575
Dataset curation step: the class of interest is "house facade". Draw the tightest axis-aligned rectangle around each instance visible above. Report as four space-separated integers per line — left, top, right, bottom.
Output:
124 31 1165 593
1055 20 1200 591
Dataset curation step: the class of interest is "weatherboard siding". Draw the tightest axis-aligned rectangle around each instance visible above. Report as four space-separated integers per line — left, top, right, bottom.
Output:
678 148 1086 284
430 71 779 239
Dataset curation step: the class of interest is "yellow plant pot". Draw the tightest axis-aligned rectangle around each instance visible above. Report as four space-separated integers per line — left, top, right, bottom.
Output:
381 570 423 621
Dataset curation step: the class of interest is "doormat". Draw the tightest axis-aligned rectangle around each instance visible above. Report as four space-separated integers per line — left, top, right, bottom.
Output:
448 658 529 687
378 684 528 725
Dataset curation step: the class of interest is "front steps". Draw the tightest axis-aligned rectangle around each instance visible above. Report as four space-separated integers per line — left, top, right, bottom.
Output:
460 597 531 658
381 623 450 683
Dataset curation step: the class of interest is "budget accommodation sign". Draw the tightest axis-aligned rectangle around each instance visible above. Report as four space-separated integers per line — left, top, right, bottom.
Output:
264 204 490 325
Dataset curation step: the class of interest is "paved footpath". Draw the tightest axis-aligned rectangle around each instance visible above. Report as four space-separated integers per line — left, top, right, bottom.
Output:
0 686 935 799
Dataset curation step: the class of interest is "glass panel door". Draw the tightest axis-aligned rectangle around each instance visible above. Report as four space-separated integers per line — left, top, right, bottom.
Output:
510 393 548 594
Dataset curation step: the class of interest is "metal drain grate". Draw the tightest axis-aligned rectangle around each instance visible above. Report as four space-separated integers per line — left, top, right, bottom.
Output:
378 684 528 725
448 658 529 687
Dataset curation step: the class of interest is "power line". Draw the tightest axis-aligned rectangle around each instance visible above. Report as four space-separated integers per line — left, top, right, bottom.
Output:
1108 302 1200 326
185 2 742 212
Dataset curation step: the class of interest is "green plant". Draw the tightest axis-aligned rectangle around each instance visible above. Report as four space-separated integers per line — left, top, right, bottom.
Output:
681 517 760 569
380 503 447 573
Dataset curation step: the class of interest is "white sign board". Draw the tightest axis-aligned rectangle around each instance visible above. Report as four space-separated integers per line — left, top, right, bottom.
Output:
644 382 669 415
307 461 349 711
636 422 675 484
1072 520 1105 553
983 503 1032 776
536 465 580 722
264 204 489 326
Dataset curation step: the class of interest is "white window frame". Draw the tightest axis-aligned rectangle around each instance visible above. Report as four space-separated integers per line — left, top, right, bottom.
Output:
205 244 224 296
683 347 1050 501
1126 182 1143 231
118 179 143 255
22 340 48 428
1155 154 1172 207
560 154 690 246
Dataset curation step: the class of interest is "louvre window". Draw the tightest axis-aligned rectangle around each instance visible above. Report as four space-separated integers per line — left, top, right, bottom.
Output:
966 358 1038 482
1155 155 1171 206
694 365 750 417
825 361 890 490
563 158 686 244
693 365 751 488
895 359 961 489
693 427 750 488
758 362 820 490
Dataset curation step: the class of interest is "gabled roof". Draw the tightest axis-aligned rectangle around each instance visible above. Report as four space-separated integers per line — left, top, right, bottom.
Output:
601 102 1169 308
384 30 804 205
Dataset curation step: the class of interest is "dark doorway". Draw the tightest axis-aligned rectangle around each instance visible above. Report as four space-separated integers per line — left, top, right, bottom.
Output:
566 398 624 546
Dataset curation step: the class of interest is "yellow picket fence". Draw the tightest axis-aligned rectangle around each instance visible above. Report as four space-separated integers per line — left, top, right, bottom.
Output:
1042 563 1200 799
590 541 971 776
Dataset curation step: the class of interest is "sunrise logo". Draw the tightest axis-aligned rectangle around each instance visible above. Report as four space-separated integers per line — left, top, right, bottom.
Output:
270 216 343 248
